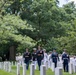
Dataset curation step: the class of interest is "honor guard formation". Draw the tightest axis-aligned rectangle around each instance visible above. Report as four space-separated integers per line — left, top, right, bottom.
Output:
16 46 76 72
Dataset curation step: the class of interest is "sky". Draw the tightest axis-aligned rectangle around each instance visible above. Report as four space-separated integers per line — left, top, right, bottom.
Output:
59 0 76 7
68 0 76 3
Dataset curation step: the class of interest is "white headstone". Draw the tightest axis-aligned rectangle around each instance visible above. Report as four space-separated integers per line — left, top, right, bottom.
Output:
55 67 63 75
30 64 35 75
15 62 17 66
40 65 46 75
32 61 37 70
17 63 20 75
34 61 37 70
51 63 55 72
0 62 1 69
23 64 26 75
57 62 63 68
4 62 6 70
46 61 48 70
6 62 9 72
0 62 3 69
11 61 13 66
74 64 76 73
1 62 4 69
69 63 73 74
5 62 7 71
8 62 11 72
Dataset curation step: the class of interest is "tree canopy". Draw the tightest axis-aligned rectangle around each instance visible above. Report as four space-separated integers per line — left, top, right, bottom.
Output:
0 0 76 57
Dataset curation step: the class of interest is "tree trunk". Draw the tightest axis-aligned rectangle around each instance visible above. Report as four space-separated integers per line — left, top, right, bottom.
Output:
9 46 16 61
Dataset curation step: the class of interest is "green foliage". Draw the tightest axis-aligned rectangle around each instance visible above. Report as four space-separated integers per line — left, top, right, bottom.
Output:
20 0 69 42
0 14 36 54
44 37 59 52
0 0 76 55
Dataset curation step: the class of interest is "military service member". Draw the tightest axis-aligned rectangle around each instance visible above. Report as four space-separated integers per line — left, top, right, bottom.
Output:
32 48 37 69
51 49 59 68
36 46 44 70
23 48 31 70
62 50 70 72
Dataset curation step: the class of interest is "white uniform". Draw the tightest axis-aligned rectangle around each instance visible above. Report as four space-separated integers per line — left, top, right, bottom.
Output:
48 54 52 69
72 58 76 65
16 55 23 65
43 53 48 66
70 57 76 72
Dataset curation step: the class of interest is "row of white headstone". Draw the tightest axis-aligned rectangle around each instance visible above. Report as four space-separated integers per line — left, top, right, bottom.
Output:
0 61 18 72
11 61 17 66
0 61 76 75
17 63 63 75
0 61 62 75
51 62 76 74
0 61 11 72
17 63 46 75
69 62 76 74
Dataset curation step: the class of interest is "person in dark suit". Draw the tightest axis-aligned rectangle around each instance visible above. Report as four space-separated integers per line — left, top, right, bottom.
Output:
62 50 70 72
32 48 37 69
23 48 31 70
36 46 44 70
51 49 59 68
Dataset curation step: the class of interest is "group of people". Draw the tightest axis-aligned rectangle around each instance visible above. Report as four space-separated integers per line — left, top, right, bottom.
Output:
22 46 76 72
23 46 44 70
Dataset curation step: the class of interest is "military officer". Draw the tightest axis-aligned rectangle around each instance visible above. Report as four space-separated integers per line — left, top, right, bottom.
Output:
32 48 37 69
51 49 59 68
36 46 44 70
23 48 31 70
62 50 70 72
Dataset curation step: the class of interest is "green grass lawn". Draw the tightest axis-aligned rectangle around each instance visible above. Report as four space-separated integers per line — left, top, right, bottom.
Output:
0 66 76 75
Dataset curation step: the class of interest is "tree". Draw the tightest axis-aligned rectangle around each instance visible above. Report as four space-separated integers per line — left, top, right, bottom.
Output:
0 0 76 55
19 0 70 45
0 14 36 60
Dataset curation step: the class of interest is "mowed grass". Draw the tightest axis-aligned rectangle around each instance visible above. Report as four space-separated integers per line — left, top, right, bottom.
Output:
0 65 76 75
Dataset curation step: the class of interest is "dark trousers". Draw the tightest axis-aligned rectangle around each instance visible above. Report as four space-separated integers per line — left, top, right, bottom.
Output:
63 63 68 72
37 60 42 70
54 62 57 68
53 61 57 68
25 61 30 70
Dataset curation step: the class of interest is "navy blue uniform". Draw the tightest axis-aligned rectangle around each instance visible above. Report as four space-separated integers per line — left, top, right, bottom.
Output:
51 52 59 68
62 53 70 72
32 52 37 61
23 52 31 70
36 50 44 70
